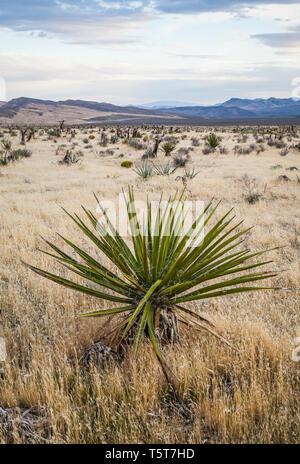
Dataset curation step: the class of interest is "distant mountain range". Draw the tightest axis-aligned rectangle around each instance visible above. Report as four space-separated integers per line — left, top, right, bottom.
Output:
138 101 199 109
0 97 299 125
157 97 300 118
0 97 180 125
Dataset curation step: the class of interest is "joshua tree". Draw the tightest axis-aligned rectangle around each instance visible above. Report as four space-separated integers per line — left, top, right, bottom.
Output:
20 128 28 145
26 128 36 142
132 128 139 138
59 120 65 132
152 138 162 157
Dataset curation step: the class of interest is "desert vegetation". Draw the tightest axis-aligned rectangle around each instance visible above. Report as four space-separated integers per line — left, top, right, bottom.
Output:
0 123 299 444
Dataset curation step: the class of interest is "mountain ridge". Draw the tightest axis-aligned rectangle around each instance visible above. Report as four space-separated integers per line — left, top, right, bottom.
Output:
0 96 300 125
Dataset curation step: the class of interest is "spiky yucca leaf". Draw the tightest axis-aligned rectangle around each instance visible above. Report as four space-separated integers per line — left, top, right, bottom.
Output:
24 187 278 377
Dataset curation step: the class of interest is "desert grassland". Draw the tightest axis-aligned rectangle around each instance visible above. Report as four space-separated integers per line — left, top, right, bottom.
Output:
0 125 299 444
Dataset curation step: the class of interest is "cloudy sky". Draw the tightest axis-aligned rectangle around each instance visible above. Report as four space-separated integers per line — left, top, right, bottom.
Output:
0 0 300 104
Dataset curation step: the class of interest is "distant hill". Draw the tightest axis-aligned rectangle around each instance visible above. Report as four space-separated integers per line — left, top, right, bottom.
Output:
218 97 300 117
158 98 300 119
159 105 255 118
0 96 300 125
0 97 180 125
139 101 199 109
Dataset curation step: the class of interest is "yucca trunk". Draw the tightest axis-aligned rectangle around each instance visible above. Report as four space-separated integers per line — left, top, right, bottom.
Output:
105 306 180 355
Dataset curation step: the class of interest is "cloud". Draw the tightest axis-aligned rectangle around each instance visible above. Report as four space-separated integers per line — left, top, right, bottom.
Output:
0 0 150 45
251 22 300 49
251 31 300 48
152 1 299 15
169 53 223 59
0 1 299 40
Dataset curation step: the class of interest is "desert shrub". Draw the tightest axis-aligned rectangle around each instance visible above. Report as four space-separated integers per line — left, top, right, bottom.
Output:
142 147 154 159
121 160 133 168
173 152 191 167
219 146 228 154
202 146 213 155
191 137 200 147
128 139 145 150
110 135 119 144
177 147 189 156
245 193 262 204
280 148 289 157
75 150 84 157
48 129 60 137
256 144 265 154
241 174 262 204
1 139 12 152
89 135 95 140
238 135 248 143
163 136 177 144
11 149 32 159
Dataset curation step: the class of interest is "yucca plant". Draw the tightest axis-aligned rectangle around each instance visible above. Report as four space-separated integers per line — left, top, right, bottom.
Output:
207 133 219 149
184 168 200 179
161 142 176 156
153 161 178 176
133 160 153 179
25 188 278 378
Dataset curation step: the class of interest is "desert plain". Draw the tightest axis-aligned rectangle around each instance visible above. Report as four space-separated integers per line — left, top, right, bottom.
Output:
0 124 299 444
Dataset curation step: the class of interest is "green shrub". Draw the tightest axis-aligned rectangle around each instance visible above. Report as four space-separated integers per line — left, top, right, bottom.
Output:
48 129 61 137
128 139 145 150
121 160 133 168
110 135 119 144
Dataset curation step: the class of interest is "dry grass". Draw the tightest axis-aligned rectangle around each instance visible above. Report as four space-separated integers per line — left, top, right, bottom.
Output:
0 125 299 444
